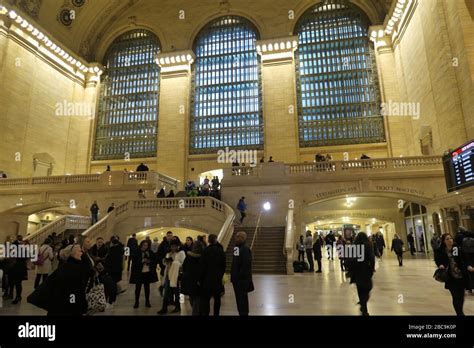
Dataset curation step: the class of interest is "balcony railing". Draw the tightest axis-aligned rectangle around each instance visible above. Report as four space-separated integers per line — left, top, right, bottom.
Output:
82 197 235 250
0 171 179 190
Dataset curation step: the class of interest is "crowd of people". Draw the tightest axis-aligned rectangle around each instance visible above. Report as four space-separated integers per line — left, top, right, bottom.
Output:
0 229 255 317
294 227 474 316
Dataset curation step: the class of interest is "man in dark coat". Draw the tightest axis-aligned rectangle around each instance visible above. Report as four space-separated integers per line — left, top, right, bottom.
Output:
90 201 100 225
231 231 253 316
313 233 323 273
407 231 416 255
105 237 125 287
200 234 226 316
126 234 139 272
156 231 173 294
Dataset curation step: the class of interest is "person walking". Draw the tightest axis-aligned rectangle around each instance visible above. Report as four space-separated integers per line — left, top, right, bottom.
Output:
297 235 305 262
407 231 416 255
237 197 247 225
130 241 158 309
231 231 254 316
347 232 376 316
325 231 336 260
157 231 173 296
336 235 345 271
304 231 314 272
126 234 139 272
375 231 386 259
34 238 54 289
90 201 99 225
313 232 323 273
434 233 472 316
200 234 226 316
391 234 404 266
107 203 115 214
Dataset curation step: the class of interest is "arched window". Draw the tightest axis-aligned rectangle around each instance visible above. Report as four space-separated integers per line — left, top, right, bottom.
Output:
295 0 385 147
93 30 161 160
190 16 263 154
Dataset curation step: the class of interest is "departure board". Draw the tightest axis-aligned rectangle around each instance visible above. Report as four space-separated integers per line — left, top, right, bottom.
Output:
443 140 474 192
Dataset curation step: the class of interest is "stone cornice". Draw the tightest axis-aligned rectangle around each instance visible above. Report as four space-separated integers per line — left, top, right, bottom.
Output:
156 50 195 77
256 36 298 65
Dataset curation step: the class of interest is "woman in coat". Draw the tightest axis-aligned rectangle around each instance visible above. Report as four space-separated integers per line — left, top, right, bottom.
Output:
391 234 404 267
34 238 54 289
434 233 473 316
158 239 186 315
130 240 158 308
47 244 94 316
347 232 375 316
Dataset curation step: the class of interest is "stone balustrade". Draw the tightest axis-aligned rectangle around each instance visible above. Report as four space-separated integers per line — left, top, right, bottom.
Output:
25 215 91 246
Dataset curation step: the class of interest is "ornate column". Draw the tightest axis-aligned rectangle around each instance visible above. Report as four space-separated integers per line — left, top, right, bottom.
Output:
257 37 300 163
155 51 195 190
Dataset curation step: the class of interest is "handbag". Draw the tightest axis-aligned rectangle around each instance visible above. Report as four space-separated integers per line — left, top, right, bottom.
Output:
86 276 107 313
433 268 448 283
27 269 58 311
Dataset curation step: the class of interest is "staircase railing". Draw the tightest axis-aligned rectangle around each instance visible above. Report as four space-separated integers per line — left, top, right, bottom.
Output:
217 203 235 251
250 210 263 250
25 215 91 246
284 208 296 275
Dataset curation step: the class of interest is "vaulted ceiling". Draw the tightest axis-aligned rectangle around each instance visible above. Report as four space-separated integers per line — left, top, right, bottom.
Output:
6 0 395 62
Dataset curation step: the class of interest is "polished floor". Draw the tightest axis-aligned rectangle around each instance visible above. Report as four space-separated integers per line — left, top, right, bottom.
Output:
1 254 473 316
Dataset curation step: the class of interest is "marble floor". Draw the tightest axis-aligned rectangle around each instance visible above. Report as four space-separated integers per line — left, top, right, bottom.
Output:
1 254 473 316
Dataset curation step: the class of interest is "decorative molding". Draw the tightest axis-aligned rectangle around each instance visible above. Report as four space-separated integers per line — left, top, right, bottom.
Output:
156 50 195 76
0 3 103 86
256 36 298 64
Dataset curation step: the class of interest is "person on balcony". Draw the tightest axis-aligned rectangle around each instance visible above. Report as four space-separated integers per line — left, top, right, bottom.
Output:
138 189 146 199
325 153 333 161
268 156 274 163
157 188 166 198
34 238 54 289
231 231 254 316
166 190 175 198
130 241 158 309
90 201 100 225
105 165 111 172
136 163 149 172
237 197 247 224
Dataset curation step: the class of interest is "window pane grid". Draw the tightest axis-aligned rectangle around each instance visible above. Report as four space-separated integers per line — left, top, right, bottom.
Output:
295 0 385 147
190 16 263 154
94 30 161 160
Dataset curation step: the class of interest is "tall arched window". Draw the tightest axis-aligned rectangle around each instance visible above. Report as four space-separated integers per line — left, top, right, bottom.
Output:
93 30 161 160
295 0 385 147
190 16 263 154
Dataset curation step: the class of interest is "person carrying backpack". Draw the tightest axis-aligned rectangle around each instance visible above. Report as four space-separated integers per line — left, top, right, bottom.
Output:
34 238 54 289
